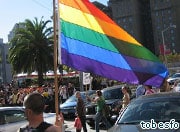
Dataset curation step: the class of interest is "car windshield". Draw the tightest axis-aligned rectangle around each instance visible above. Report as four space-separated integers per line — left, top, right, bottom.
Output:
118 98 180 124
65 95 77 102
171 73 180 78
103 88 123 100
65 91 95 103
177 83 180 87
0 109 25 125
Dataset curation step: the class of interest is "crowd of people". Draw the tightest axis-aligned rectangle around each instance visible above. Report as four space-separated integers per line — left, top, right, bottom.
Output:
0 79 174 132
135 84 161 98
0 82 77 111
0 76 117 108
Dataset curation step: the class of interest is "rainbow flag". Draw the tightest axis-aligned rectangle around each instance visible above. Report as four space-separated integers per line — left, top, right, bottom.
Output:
58 0 168 87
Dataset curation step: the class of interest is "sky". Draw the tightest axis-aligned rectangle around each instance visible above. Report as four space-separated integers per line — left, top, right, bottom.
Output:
0 0 108 43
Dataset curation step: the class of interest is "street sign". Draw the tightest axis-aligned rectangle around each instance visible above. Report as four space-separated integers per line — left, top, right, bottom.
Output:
83 72 91 85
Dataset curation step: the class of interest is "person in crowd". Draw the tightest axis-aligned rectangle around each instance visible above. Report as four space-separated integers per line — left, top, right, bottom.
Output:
18 92 63 132
74 116 82 132
0 90 5 106
75 91 87 132
93 90 111 132
136 85 146 98
101 79 107 89
0 98 5 106
121 85 130 110
10 89 19 106
47 84 54 96
68 83 75 97
144 85 155 95
16 89 25 106
60 86 67 103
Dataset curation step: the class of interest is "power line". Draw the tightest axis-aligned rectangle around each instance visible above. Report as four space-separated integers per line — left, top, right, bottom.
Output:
31 0 52 13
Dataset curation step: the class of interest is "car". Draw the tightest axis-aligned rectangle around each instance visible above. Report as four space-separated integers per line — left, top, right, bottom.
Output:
171 80 180 92
167 73 180 85
108 92 180 132
85 85 124 127
60 90 96 118
0 106 56 132
173 83 180 92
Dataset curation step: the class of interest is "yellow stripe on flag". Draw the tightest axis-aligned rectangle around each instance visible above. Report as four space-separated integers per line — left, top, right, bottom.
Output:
59 3 141 46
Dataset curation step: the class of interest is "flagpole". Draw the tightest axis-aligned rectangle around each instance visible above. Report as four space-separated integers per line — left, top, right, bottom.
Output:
53 0 59 116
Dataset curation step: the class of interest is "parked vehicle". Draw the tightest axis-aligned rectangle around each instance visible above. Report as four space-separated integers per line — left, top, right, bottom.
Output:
108 92 180 132
0 107 56 132
85 85 124 127
167 73 180 85
171 80 180 92
60 90 96 118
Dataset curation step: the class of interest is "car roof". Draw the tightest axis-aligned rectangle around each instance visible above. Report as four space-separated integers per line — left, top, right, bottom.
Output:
170 72 180 75
101 85 123 92
135 92 180 101
0 106 24 111
81 90 96 93
169 73 180 77
79 90 96 96
173 73 180 74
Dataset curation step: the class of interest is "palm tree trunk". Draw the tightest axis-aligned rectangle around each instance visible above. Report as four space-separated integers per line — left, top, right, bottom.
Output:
38 70 44 86
37 64 44 86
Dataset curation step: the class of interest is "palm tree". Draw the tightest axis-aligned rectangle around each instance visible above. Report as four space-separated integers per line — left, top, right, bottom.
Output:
9 17 54 86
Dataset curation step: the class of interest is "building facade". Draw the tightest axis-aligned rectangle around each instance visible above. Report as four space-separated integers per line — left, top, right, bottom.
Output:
0 23 26 84
0 39 12 84
150 0 179 55
108 0 179 55
8 23 25 42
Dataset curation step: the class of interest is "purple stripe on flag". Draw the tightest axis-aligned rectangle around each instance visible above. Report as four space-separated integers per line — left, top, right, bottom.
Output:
61 48 164 87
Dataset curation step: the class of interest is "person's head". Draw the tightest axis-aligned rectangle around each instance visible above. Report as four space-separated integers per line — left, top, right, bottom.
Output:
145 85 152 90
13 89 18 94
96 90 102 97
75 91 81 98
23 93 45 115
122 85 128 94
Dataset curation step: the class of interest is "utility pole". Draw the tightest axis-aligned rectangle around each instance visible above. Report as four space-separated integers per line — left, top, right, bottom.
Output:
53 0 59 116
161 24 176 67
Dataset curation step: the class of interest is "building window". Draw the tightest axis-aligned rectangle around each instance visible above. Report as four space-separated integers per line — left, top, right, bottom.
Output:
129 17 132 22
6 54 9 63
170 30 174 34
169 17 172 20
156 12 158 16
167 10 171 14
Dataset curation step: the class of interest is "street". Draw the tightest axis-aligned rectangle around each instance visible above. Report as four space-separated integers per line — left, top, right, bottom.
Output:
64 119 108 132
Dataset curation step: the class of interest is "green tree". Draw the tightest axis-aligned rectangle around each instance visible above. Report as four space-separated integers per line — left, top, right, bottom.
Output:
8 17 54 86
